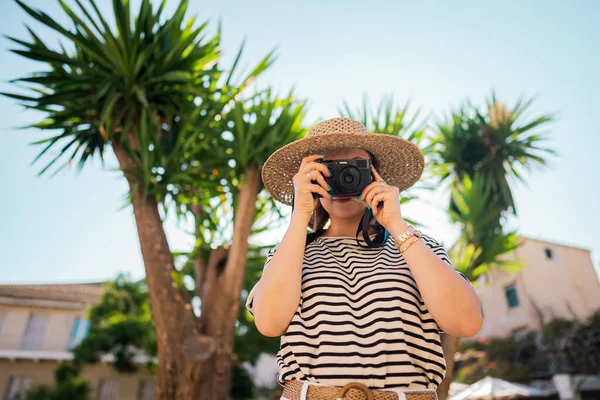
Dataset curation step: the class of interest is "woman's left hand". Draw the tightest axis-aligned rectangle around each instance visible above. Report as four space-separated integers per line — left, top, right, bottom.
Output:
356 167 408 234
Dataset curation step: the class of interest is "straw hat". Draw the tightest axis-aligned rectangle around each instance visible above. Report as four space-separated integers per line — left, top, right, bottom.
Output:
261 118 424 205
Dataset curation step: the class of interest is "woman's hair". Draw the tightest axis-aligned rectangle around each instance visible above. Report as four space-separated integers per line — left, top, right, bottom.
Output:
309 202 330 231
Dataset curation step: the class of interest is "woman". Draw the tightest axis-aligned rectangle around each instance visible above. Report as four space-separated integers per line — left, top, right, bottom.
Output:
246 118 483 400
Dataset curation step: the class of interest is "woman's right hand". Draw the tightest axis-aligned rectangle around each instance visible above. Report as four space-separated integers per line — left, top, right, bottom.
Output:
292 154 332 220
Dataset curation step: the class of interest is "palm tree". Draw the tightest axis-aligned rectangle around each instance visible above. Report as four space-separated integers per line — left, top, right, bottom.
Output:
431 94 555 400
339 94 430 224
179 89 307 399
339 94 427 141
2 1 291 398
432 94 554 215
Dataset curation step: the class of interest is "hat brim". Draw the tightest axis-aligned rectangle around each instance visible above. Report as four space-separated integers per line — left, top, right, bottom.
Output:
261 132 425 205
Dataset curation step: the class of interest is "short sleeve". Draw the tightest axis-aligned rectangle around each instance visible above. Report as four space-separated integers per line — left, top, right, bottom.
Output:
245 246 278 316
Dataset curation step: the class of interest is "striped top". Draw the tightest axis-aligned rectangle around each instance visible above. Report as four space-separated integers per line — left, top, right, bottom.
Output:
246 233 471 390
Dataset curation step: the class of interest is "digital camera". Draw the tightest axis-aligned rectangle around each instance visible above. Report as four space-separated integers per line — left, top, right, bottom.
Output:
314 158 373 197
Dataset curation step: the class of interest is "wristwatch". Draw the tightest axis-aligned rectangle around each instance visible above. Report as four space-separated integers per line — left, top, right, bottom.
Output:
393 225 422 248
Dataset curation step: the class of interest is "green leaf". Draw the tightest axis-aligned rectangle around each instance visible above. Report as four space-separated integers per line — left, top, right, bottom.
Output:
98 91 121 128
132 85 149 107
147 70 192 84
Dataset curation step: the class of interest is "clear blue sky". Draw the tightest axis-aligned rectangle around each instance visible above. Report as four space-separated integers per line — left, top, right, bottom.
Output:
1 0 599 283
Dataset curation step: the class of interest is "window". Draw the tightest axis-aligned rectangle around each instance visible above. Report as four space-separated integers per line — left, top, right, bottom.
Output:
97 379 120 400
69 317 90 348
19 314 49 350
138 380 155 400
505 283 520 308
0 312 5 335
70 317 80 346
545 248 553 259
4 376 31 400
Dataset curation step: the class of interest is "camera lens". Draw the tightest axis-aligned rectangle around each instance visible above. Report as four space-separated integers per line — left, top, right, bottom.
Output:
338 166 361 190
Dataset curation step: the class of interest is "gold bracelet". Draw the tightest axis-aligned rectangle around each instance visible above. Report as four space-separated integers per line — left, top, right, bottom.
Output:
393 225 422 248
393 232 417 252
400 235 421 254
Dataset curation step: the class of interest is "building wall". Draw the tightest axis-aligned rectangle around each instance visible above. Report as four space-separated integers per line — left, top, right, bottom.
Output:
0 306 30 349
0 360 154 400
0 304 84 351
475 237 600 339
42 309 79 351
0 298 155 399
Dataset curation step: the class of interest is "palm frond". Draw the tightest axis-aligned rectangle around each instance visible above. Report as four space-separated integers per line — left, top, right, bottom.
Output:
432 93 555 214
338 94 427 144
5 0 221 184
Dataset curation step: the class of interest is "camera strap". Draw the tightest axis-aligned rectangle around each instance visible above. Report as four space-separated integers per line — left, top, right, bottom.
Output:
355 208 389 248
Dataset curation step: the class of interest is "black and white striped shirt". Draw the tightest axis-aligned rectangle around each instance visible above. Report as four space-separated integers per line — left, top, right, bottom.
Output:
246 233 471 389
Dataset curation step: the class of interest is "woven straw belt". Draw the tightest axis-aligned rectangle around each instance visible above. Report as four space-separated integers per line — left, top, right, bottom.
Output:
282 380 438 400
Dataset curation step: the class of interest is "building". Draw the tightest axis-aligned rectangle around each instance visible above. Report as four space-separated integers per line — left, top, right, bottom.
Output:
463 236 600 399
0 283 155 400
473 236 600 340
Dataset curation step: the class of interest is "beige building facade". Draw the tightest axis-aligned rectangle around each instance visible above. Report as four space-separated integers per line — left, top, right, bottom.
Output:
0 283 155 400
474 236 600 339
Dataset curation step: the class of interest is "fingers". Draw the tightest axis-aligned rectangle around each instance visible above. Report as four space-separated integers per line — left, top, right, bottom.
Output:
371 166 383 182
360 167 396 205
365 185 385 209
294 156 332 200
363 183 399 213
302 161 331 177
370 192 387 215
360 180 383 204
300 154 325 169
293 154 332 216
301 161 330 194
307 169 331 193
308 183 331 199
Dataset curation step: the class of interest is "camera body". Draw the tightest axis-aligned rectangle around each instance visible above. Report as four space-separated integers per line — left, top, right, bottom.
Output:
315 158 374 197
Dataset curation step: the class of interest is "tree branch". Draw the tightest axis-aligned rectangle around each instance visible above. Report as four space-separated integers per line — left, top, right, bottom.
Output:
191 203 207 299
199 247 228 329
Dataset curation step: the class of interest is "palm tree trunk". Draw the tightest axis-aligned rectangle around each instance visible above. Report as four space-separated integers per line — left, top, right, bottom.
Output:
114 143 261 399
437 333 460 400
199 166 262 400
113 144 203 400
